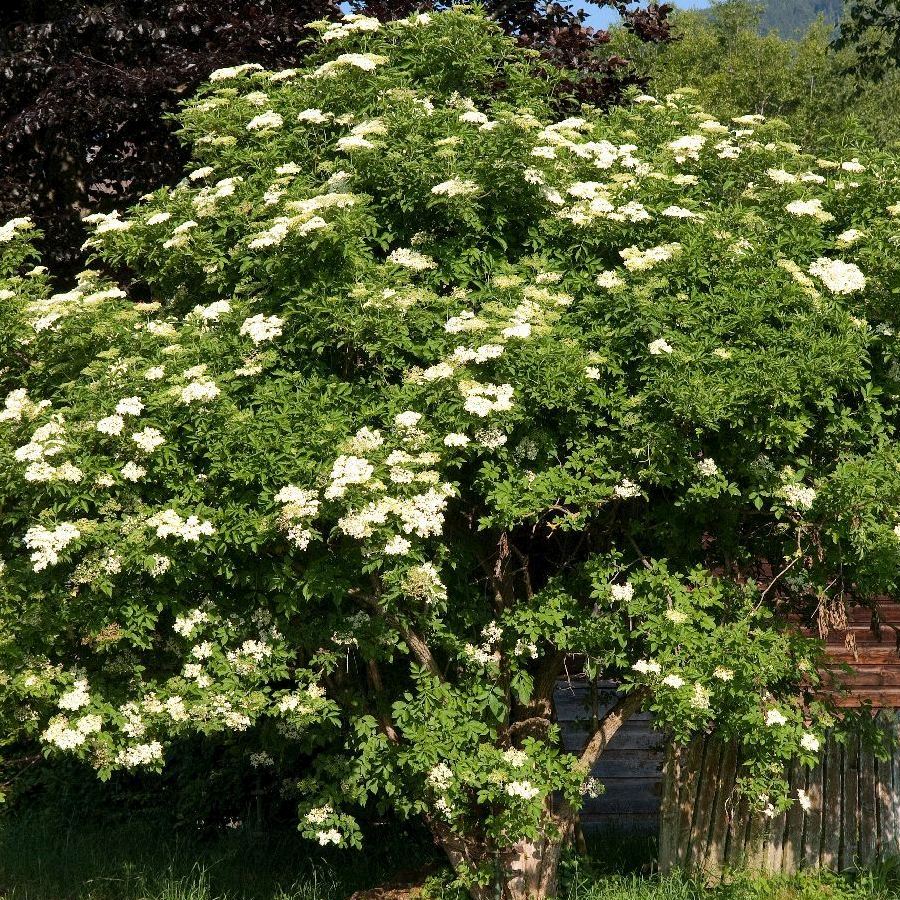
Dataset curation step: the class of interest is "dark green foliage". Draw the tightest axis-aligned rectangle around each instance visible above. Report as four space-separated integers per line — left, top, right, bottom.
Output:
837 0 900 77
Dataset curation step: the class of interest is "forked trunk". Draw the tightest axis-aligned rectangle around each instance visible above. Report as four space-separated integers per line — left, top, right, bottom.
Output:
430 809 572 900
428 689 648 899
496 834 566 899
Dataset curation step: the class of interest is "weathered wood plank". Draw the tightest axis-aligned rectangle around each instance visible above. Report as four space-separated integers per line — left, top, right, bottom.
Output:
765 802 787 874
782 760 805 874
690 739 723 872
725 797 752 871
875 721 894 859
676 736 706 868
889 711 900 856
745 808 769 871
592 750 667 778
860 738 877 865
561 727 665 754
658 742 681 873
821 733 842 870
705 739 738 874
802 755 824 870
842 733 860 870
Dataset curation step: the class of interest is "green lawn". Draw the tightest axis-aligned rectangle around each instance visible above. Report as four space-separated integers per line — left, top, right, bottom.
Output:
0 815 898 900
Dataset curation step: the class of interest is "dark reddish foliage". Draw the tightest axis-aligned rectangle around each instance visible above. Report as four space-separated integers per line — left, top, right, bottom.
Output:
0 1 337 274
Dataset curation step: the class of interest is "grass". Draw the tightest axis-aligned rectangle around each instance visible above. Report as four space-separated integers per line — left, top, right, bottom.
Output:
0 813 433 900
1 816 899 899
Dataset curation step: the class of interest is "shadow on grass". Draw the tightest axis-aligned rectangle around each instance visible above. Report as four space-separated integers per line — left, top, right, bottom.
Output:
0 813 437 900
3 816 900 900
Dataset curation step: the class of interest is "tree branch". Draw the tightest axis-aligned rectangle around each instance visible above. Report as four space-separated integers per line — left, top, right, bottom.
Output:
399 624 443 679
365 659 400 744
578 687 649 770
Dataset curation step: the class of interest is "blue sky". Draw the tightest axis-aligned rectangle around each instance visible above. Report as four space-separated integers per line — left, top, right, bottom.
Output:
583 0 710 29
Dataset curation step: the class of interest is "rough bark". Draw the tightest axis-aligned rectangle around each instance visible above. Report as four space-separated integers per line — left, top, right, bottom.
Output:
429 687 648 899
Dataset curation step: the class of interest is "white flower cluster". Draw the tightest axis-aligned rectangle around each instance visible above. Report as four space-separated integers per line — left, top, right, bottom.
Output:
23 522 80 571
633 659 661 676
173 608 209 637
0 215 33 243
42 713 101 750
209 63 263 81
248 212 328 248
460 381 514 417
431 178 479 197
506 780 540 801
808 257 866 295
785 199 833 222
620 243 681 272
800 732 821 753
275 484 320 549
132 426 165 453
319 14 381 42
387 248 437 271
337 485 452 543
428 762 453 791
192 176 243 216
58 677 91 710
148 509 215 542
782 482 816 511
311 52 388 78
116 741 164 768
180 379 221 404
246 111 284 132
240 314 284 344
0 388 49 422
400 562 447 604
325 455 375 499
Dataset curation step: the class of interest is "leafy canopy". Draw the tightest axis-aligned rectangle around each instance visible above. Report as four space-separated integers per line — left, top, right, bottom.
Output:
1 4 900 865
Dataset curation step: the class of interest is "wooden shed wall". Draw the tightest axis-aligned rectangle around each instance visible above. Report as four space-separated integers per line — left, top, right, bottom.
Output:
558 602 900 855
659 713 900 875
555 679 665 830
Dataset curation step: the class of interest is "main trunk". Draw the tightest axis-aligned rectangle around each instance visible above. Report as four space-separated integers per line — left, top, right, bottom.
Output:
430 812 571 900
496 835 566 899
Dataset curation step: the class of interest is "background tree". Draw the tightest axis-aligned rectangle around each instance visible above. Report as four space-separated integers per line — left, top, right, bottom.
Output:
837 0 900 78
759 0 842 37
607 0 900 149
3 7 899 897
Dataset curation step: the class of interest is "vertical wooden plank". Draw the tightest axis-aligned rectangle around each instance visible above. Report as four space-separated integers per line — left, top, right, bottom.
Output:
782 760 806 874
890 712 900 857
676 735 707 869
875 713 895 859
658 741 681 874
802 754 824 870
689 738 723 872
859 734 877 866
745 807 769 872
705 740 739 874
821 733 842 870
765 801 788 874
725 796 752 871
842 733 859 870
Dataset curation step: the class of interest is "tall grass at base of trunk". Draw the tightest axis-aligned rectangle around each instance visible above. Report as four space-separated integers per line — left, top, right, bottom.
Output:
2 816 899 900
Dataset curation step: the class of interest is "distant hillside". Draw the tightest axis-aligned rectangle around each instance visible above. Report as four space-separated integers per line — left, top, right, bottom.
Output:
759 0 843 35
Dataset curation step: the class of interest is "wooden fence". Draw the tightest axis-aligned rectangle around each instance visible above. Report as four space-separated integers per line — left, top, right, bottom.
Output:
659 711 900 874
